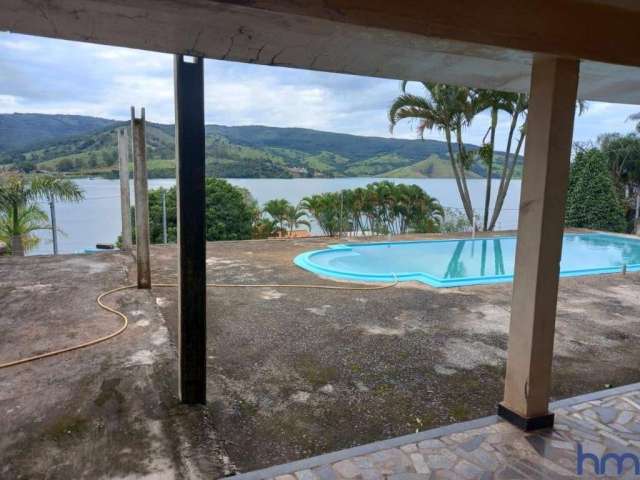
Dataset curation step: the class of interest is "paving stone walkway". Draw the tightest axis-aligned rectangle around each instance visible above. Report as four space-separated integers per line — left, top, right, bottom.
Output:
230 383 640 479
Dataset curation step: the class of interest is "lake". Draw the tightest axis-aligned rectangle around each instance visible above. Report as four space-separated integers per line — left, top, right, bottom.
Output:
29 177 522 255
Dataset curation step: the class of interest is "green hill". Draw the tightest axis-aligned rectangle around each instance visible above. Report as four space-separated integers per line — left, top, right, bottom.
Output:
0 113 523 179
0 113 117 151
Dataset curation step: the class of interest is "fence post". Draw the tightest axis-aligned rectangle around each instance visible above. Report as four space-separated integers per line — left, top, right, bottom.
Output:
131 107 151 289
118 127 133 251
49 195 58 255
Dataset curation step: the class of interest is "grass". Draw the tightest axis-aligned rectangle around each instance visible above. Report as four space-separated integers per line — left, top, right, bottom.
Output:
295 353 340 388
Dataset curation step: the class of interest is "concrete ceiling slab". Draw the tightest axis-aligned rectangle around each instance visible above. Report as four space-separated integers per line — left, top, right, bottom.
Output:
1 0 640 104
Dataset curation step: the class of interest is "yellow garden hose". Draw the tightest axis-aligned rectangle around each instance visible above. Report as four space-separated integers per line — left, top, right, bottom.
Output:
0 276 398 370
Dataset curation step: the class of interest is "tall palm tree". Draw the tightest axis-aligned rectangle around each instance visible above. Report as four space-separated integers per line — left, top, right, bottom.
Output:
389 81 476 224
475 90 520 230
0 172 84 255
487 93 529 230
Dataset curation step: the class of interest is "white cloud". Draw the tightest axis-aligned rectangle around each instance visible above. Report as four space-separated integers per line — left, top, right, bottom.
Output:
0 32 638 151
0 95 19 109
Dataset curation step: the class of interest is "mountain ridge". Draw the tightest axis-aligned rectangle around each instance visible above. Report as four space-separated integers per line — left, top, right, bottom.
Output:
0 113 522 179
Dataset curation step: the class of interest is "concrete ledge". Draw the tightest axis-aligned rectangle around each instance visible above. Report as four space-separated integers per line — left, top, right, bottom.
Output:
550 381 640 409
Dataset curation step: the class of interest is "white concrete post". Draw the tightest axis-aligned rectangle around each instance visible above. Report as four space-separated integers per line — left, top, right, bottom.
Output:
499 55 579 430
131 107 151 289
118 127 133 251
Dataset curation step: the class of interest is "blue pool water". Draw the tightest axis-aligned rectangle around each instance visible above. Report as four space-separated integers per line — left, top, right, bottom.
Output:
293 233 640 287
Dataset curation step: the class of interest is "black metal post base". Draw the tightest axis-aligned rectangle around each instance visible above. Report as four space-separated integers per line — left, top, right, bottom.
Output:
497 403 554 431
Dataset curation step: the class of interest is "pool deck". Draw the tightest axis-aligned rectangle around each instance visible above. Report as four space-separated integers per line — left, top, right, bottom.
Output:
149 231 640 472
3 230 640 477
231 382 640 479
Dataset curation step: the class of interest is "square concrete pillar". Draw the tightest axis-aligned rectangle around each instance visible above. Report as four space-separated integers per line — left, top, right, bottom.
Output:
498 55 579 430
131 107 151 289
118 128 133 252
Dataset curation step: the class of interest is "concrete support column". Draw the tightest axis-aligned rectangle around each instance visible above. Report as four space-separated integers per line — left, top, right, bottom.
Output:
131 107 151 289
498 55 579 430
118 127 133 252
174 55 207 404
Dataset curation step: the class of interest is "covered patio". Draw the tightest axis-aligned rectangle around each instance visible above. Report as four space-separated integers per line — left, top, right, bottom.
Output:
3 0 640 477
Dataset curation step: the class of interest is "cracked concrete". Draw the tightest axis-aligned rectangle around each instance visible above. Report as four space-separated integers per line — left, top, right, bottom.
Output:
147 234 640 472
4 233 640 475
0 253 227 479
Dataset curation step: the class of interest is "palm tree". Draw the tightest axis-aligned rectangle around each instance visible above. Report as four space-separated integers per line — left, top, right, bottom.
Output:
285 203 311 234
0 172 84 255
487 93 529 230
389 81 476 224
475 90 521 230
0 204 49 254
301 193 341 236
263 198 291 233
404 184 444 233
630 112 640 133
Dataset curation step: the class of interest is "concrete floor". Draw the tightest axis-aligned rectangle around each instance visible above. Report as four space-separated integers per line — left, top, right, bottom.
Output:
150 235 640 472
0 253 228 479
2 233 640 477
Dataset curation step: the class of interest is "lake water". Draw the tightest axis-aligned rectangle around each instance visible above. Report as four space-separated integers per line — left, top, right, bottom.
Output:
30 177 522 255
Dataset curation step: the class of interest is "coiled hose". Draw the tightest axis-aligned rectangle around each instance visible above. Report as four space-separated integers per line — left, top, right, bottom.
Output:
0 276 398 370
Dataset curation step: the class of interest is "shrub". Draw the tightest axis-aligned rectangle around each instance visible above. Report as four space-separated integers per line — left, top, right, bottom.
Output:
565 148 626 232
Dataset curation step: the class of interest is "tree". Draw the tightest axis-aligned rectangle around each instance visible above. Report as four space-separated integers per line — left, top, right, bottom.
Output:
389 82 532 231
389 83 586 231
475 91 529 231
389 82 476 225
57 158 74 172
0 172 84 255
598 133 640 192
285 203 311 234
565 149 626 232
0 204 49 254
263 198 291 233
302 182 444 237
487 94 529 230
301 193 341 236
252 218 278 239
20 160 36 173
205 178 255 240
145 178 256 243
630 112 640 134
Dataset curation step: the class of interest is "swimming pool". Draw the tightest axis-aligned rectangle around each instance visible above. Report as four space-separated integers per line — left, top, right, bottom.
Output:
293 233 640 287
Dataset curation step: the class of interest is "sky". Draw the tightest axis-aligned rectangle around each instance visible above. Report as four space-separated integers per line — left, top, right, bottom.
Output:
1 32 639 151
